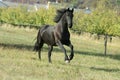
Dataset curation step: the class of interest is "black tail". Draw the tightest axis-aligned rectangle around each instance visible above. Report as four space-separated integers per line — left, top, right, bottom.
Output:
33 41 40 51
33 29 41 51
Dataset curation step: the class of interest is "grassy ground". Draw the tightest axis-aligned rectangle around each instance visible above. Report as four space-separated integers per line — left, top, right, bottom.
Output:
0 24 120 80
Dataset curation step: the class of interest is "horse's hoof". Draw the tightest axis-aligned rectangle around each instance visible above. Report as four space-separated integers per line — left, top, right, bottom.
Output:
68 55 73 60
68 56 70 60
65 60 70 63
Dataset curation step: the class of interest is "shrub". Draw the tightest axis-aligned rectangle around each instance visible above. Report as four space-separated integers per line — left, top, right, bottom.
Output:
0 6 56 28
73 0 120 37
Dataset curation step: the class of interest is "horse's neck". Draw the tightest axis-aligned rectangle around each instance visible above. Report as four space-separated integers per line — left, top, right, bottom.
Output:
56 16 68 32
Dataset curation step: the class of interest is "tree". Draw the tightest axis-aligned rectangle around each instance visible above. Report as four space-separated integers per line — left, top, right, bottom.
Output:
73 0 120 55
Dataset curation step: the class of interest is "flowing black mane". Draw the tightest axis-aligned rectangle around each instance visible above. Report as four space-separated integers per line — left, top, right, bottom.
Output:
54 8 66 23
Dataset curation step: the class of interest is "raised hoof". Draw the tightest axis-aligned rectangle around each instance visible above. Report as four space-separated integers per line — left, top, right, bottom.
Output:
65 60 70 63
68 55 73 60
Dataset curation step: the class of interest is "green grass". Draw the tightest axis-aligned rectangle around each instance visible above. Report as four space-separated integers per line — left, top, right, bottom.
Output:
0 24 120 80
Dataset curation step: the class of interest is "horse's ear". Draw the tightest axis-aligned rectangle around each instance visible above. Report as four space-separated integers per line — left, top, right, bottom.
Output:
71 8 74 13
67 8 70 11
67 8 74 12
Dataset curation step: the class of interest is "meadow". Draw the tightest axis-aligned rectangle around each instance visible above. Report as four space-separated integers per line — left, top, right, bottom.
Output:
0 24 120 80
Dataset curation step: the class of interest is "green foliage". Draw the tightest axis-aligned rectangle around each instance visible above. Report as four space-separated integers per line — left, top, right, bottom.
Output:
73 0 120 37
0 0 120 37
0 6 56 28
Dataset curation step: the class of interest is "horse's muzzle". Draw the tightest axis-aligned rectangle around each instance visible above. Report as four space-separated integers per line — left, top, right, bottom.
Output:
68 24 72 28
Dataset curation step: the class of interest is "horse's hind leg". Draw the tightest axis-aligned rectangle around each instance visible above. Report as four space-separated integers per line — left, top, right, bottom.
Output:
38 42 44 60
65 40 74 61
48 45 53 63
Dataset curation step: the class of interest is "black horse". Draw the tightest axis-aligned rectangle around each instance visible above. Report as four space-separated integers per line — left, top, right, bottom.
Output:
34 8 74 63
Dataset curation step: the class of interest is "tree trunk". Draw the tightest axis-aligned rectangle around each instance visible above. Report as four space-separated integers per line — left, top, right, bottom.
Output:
104 34 108 56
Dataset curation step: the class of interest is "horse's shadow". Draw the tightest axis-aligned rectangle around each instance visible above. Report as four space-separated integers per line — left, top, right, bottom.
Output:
1 43 119 73
90 67 120 72
75 50 120 61
0 43 120 61
0 43 33 50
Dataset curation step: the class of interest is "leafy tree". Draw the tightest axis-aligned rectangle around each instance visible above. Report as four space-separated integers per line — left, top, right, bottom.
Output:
73 0 120 55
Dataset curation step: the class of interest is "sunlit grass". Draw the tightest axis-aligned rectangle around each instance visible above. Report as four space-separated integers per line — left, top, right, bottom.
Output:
0 25 120 80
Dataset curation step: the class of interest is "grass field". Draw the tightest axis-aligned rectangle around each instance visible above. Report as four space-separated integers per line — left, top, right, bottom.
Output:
0 24 120 80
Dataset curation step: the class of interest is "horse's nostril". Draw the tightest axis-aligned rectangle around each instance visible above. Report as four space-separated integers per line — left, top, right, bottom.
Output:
68 24 72 28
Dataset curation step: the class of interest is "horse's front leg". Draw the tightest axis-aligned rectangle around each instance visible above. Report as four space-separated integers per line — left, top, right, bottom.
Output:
68 43 74 60
38 50 41 60
57 40 69 63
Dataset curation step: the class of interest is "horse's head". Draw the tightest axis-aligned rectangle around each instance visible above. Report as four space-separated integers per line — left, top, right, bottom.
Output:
54 8 74 28
65 8 74 28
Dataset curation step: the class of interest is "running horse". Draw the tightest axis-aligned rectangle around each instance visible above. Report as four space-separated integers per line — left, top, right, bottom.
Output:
34 8 74 63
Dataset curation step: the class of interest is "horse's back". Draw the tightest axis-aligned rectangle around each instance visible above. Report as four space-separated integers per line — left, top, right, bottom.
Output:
40 25 56 45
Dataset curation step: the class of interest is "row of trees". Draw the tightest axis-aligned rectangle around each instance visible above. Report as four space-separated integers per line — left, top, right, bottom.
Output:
73 0 120 55
0 7 56 28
